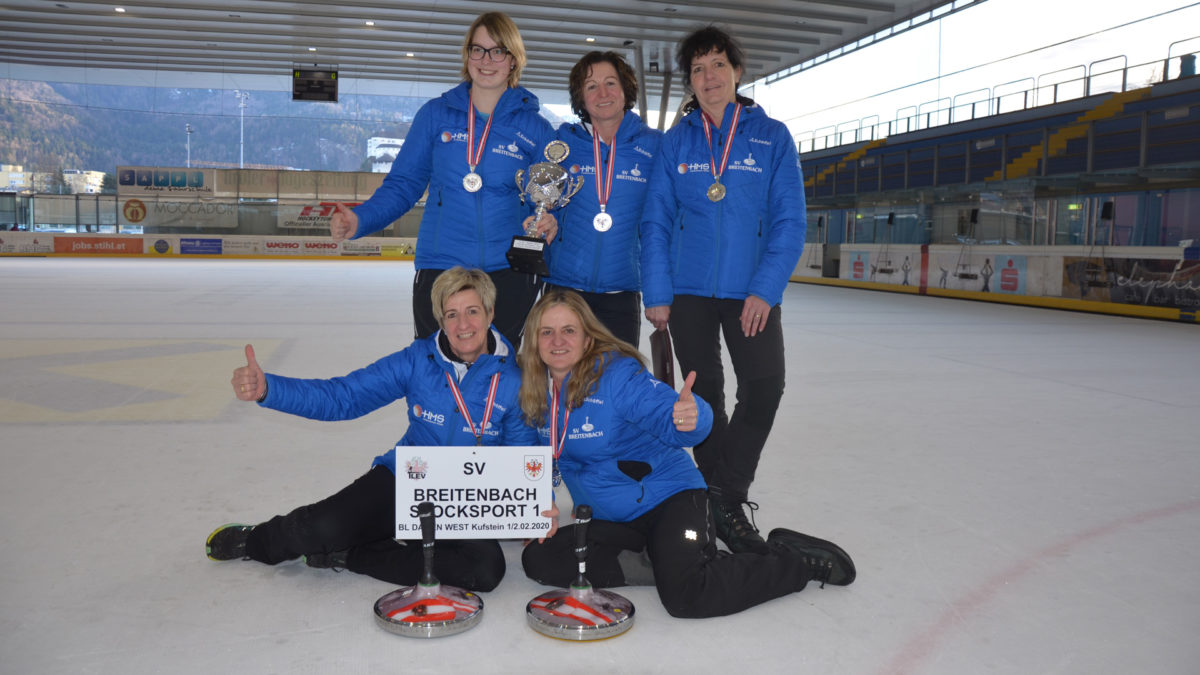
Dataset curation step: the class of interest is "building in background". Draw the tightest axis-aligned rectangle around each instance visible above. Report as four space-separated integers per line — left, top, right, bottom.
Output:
62 170 106 194
1 165 106 193
366 137 403 173
3 165 30 190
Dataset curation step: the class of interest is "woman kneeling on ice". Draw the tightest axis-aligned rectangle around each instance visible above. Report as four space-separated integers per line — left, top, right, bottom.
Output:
518 290 855 618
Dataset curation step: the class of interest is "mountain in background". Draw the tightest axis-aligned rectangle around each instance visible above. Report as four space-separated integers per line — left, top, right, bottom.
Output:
0 79 431 175
1 80 92 173
2 79 568 179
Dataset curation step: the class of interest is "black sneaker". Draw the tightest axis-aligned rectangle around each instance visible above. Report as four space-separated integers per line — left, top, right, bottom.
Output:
303 550 349 571
767 528 856 587
206 524 253 561
709 493 769 554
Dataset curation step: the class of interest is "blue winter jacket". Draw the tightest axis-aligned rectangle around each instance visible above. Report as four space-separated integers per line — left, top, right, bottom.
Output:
258 329 536 474
533 355 711 523
350 81 556 272
640 102 806 309
546 111 662 293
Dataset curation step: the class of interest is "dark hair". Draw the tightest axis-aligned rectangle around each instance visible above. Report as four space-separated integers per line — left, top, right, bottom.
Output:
675 25 747 92
567 51 638 123
675 25 755 114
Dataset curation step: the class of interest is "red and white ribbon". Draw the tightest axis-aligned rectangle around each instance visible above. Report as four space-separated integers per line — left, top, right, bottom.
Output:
591 125 618 215
466 96 494 173
445 371 500 445
699 103 742 184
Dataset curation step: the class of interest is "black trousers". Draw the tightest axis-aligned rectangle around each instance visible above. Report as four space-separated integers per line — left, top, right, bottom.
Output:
243 465 505 591
413 268 543 350
668 295 786 500
521 489 812 618
544 284 642 348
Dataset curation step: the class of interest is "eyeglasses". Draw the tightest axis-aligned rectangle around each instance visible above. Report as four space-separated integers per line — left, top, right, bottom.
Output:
468 44 510 62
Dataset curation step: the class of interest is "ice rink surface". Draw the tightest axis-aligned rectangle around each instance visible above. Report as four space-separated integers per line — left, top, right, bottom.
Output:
1 258 1197 674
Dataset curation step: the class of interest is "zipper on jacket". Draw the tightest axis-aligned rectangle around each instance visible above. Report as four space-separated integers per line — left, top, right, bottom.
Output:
756 218 765 262
587 144 603 291
589 214 604 292
475 180 486 268
441 376 457 445
711 200 723 297
431 187 443 257
672 215 684 277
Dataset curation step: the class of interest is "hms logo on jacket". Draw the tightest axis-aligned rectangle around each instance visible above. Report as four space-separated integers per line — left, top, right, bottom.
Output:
413 404 446 426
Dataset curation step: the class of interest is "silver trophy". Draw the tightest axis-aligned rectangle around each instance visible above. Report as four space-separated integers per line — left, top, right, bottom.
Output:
508 140 584 276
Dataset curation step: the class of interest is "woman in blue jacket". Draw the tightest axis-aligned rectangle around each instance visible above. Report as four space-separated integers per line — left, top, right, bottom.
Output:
328 12 557 347
518 291 852 618
640 26 806 554
207 268 535 591
544 51 661 348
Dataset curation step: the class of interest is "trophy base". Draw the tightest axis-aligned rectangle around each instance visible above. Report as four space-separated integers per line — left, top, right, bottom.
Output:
507 236 549 276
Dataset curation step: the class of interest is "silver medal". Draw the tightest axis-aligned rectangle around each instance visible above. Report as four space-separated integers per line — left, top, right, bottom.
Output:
463 172 482 192
593 211 613 232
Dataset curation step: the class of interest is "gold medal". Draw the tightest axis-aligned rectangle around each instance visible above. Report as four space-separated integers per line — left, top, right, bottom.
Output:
544 140 569 163
700 104 741 205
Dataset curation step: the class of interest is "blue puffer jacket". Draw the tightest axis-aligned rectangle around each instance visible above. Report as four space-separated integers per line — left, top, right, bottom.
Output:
546 112 661 293
533 355 711 523
640 102 806 308
258 329 536 474
351 81 556 272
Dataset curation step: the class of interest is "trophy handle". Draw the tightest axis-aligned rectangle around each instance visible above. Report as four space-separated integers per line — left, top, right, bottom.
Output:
562 175 584 204
515 169 526 204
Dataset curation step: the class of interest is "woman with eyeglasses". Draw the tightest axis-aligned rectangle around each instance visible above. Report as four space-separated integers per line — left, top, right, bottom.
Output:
328 12 556 348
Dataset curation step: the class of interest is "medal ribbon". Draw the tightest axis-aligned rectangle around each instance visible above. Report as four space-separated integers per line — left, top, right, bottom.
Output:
699 103 742 185
445 371 500 445
548 379 571 465
466 97 494 173
591 126 618 214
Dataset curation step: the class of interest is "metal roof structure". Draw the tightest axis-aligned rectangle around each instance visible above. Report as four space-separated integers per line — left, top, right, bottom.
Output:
1 0 967 99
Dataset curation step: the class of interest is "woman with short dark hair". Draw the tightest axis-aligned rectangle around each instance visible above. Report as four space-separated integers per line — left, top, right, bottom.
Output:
543 50 662 348
641 25 808 553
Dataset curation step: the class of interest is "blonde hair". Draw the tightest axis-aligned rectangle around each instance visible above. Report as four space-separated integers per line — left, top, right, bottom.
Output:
460 12 527 88
517 290 647 426
430 267 497 330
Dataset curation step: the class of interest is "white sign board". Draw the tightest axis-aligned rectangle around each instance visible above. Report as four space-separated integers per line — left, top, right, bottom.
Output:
394 445 553 539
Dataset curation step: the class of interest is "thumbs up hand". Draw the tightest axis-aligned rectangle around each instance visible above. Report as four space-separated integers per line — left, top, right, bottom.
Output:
232 344 266 401
329 203 359 242
672 370 698 432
